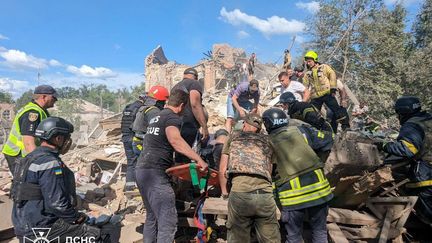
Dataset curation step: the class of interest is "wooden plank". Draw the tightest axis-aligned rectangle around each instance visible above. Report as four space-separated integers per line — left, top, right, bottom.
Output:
379 209 393 243
327 208 379 226
327 223 349 243
379 179 409 196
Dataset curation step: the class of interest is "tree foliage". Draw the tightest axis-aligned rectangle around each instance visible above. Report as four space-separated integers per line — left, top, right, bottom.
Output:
305 0 431 118
0 90 13 104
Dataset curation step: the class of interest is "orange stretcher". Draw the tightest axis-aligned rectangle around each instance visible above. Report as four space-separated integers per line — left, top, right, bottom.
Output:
166 163 220 186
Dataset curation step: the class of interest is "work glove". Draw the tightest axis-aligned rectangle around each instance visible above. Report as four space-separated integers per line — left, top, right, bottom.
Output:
373 141 388 152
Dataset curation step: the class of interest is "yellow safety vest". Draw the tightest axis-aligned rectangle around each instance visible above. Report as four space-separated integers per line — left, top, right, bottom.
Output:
277 169 332 207
2 102 48 157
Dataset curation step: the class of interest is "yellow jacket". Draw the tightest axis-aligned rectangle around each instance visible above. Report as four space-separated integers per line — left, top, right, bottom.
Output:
303 63 337 98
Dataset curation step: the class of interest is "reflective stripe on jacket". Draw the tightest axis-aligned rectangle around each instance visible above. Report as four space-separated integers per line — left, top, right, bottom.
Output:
2 102 48 157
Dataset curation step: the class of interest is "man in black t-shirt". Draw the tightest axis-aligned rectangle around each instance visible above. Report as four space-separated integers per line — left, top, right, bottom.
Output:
135 89 208 243
171 68 209 163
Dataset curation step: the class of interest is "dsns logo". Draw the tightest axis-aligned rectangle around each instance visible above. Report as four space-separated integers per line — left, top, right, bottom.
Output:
24 228 59 243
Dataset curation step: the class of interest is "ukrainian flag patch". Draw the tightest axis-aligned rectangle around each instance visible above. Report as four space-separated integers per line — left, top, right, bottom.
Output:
54 168 63 175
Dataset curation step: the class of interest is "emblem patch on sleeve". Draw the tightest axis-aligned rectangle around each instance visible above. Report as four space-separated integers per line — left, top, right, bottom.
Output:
28 112 39 122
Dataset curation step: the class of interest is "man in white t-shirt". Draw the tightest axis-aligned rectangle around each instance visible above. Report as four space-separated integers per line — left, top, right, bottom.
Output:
278 71 309 102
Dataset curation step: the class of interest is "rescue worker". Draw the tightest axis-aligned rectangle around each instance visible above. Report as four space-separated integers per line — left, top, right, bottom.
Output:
121 94 146 191
248 52 256 77
128 86 169 191
376 96 432 225
302 51 350 131
135 89 208 243
278 71 309 102
219 114 280 243
225 79 260 132
326 79 350 132
292 65 305 83
279 91 333 132
262 108 333 243
11 117 103 242
171 68 209 163
2 85 57 173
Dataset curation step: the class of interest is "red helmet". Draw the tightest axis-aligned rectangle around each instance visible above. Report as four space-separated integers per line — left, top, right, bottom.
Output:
148 85 169 101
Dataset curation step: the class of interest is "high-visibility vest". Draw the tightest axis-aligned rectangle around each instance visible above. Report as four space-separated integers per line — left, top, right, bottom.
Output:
277 168 333 208
2 102 48 157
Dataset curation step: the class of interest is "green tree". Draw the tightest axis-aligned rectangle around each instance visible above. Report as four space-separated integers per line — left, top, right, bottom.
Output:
412 0 432 49
15 89 33 112
0 90 14 103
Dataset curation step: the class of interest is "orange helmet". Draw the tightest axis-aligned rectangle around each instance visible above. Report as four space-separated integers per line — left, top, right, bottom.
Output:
148 85 169 101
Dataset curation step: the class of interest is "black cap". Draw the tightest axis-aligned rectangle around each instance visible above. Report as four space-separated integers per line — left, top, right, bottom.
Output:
34 85 58 98
184 67 198 77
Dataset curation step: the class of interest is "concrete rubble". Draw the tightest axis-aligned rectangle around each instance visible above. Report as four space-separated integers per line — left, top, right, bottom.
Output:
0 44 429 242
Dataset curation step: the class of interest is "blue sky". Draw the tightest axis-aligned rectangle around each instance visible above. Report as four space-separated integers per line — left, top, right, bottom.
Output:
0 0 422 98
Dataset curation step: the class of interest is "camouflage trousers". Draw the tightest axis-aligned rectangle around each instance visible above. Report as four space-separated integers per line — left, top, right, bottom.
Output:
227 191 281 243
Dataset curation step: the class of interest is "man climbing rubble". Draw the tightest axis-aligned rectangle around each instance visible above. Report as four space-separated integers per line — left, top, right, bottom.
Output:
2 85 58 173
225 79 260 132
279 91 333 132
171 67 209 163
302 50 350 131
11 117 108 242
135 89 208 243
121 93 146 191
262 108 333 243
376 96 432 225
128 85 169 191
219 113 280 243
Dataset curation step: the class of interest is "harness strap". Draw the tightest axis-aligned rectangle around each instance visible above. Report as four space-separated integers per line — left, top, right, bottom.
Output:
189 163 210 242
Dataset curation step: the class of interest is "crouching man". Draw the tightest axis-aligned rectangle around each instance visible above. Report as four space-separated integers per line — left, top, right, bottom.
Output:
219 114 280 243
12 117 104 242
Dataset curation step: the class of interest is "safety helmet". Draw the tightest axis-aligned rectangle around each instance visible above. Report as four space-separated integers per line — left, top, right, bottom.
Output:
148 85 169 101
394 96 421 116
262 108 289 133
279 92 297 105
35 117 74 141
304 50 318 62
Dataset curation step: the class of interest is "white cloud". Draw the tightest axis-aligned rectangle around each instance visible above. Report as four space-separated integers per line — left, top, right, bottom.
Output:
49 59 62 67
295 1 320 14
384 0 420 6
237 30 250 39
66 65 118 79
0 49 48 69
219 7 305 36
0 34 9 40
0 77 32 98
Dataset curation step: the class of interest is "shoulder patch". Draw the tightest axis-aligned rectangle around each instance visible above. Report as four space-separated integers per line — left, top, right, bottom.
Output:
28 112 39 122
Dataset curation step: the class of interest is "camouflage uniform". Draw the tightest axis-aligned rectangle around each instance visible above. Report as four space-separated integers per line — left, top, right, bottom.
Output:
222 131 280 243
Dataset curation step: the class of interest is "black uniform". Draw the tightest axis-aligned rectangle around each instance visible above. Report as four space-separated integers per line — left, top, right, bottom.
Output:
288 101 333 132
121 100 143 186
12 146 101 241
171 79 204 163
135 108 182 243
383 112 432 224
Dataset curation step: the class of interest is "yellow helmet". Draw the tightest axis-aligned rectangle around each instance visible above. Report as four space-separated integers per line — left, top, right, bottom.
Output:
304 51 318 62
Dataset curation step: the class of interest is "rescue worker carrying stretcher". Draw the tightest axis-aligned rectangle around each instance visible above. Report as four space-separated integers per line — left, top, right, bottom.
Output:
11 117 108 242
375 96 432 225
262 108 333 243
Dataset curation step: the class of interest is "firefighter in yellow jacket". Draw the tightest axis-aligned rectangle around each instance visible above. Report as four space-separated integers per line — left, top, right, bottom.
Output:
262 108 333 243
302 51 350 131
2 85 57 173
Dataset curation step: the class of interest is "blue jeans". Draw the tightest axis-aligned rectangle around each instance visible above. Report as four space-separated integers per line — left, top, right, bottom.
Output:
226 96 254 119
136 168 177 243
